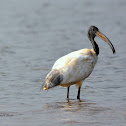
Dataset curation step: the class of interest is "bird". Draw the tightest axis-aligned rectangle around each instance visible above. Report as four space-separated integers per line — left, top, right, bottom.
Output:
43 26 115 99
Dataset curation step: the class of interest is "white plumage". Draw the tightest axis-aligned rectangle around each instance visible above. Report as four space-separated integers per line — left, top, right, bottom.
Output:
52 49 97 86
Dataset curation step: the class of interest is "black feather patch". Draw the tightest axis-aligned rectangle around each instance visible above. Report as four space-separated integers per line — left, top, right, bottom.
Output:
43 69 63 89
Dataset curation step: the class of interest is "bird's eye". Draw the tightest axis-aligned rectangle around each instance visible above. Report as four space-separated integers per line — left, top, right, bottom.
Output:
93 27 96 31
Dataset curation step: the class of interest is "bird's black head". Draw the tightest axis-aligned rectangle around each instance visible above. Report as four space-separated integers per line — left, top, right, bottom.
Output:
87 25 116 54
87 26 99 40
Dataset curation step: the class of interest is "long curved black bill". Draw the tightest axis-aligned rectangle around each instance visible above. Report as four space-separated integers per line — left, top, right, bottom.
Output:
96 31 116 54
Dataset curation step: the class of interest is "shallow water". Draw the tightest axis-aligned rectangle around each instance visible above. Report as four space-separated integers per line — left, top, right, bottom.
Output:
0 0 126 126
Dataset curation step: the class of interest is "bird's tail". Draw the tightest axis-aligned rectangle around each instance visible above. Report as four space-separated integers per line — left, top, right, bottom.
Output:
43 69 63 90
43 81 55 90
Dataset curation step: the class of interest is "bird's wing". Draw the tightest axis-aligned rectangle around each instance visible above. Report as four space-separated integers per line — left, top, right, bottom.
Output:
52 49 97 84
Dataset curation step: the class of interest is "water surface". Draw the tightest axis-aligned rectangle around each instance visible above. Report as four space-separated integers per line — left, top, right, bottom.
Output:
0 0 126 126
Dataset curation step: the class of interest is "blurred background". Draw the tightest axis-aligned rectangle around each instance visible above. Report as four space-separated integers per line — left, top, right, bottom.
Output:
0 0 126 126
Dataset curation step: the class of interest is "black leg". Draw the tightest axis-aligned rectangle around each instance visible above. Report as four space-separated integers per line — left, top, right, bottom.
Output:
67 86 70 99
77 86 81 99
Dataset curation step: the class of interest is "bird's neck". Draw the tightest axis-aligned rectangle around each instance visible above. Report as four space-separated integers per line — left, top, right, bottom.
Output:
90 39 99 56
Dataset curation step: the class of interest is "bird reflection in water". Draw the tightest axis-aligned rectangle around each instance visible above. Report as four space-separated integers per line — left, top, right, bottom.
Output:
43 99 96 112
42 99 111 125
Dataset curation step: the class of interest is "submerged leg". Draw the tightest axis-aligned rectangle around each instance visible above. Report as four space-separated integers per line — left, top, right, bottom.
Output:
77 86 81 99
67 86 70 99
